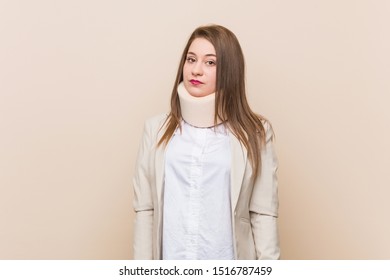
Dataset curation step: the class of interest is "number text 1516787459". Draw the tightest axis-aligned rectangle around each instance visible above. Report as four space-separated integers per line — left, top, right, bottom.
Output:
212 266 272 276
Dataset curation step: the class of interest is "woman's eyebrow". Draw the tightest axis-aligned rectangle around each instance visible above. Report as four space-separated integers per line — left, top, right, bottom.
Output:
187 51 216 57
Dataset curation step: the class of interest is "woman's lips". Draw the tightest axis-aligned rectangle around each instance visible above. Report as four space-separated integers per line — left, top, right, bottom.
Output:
190 79 203 85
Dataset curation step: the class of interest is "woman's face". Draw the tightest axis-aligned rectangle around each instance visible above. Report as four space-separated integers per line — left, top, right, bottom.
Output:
182 38 217 97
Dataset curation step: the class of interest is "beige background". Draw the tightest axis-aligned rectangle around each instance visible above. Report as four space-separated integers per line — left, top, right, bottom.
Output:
1 0 389 259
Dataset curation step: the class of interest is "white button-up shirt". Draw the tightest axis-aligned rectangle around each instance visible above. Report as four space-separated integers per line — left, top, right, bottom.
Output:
162 121 234 260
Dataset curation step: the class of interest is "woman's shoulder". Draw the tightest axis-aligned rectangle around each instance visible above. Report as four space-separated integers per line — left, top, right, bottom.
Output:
145 113 168 124
260 118 272 131
259 117 275 141
255 113 272 131
144 113 169 131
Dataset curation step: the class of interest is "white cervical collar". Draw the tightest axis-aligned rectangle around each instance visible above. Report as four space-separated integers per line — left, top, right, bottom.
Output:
177 82 224 128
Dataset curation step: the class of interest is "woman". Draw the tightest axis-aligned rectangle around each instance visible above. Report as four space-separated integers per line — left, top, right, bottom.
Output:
133 24 279 260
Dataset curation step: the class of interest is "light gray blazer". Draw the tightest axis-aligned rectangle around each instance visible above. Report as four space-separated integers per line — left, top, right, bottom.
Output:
133 114 280 259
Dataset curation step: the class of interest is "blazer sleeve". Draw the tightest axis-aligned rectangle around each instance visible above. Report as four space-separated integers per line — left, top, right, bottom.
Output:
132 120 154 259
249 121 280 259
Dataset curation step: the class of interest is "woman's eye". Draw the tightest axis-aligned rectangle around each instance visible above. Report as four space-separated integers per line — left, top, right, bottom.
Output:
206 60 216 66
186 57 195 63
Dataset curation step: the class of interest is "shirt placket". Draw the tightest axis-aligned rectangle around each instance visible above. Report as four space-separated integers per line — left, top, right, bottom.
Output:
185 128 206 259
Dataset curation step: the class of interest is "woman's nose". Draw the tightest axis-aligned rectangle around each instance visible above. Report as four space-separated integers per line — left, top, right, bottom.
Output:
191 62 203 76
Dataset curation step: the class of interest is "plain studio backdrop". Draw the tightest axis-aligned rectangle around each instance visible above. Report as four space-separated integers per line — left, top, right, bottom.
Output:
0 0 389 259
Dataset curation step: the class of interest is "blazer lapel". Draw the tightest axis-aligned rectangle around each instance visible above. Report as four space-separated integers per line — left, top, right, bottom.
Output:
154 127 167 259
155 145 165 208
229 133 247 212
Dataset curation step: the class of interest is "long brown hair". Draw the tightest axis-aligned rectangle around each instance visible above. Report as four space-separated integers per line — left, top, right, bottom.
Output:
158 24 271 179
